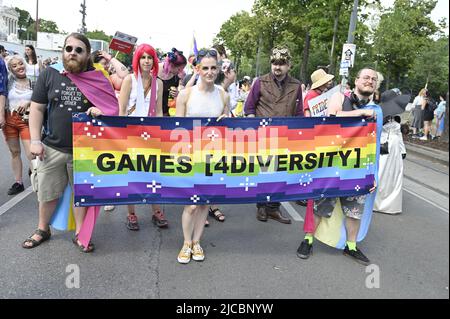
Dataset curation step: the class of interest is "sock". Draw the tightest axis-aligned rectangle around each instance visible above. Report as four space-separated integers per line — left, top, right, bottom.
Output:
346 241 357 251
304 234 313 245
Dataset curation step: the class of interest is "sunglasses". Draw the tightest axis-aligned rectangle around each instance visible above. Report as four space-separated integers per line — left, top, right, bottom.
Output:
64 46 84 54
197 49 218 59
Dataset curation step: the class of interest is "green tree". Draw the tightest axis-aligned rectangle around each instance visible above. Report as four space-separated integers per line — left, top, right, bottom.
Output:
15 7 34 40
373 0 438 89
86 30 113 43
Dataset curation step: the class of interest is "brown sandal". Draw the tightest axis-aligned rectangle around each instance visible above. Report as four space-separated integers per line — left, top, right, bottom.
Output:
209 207 225 222
22 229 51 249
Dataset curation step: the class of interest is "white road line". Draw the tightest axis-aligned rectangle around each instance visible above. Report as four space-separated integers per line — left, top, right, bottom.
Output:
281 202 304 222
0 187 34 217
404 187 449 214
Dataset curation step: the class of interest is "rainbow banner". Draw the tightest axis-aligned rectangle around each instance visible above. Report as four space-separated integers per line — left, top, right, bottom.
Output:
72 114 378 207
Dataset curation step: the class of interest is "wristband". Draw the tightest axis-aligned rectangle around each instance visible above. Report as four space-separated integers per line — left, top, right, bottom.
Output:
31 140 42 145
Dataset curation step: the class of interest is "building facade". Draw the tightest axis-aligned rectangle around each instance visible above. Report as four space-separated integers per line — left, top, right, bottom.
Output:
0 1 19 41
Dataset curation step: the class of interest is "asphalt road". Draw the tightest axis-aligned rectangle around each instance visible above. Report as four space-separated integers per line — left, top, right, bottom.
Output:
0 139 448 299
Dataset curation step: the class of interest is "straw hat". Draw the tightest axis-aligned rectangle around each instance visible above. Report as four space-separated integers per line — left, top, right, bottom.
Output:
310 69 334 90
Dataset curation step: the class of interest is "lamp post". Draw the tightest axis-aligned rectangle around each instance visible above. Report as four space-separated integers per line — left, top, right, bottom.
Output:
341 0 359 89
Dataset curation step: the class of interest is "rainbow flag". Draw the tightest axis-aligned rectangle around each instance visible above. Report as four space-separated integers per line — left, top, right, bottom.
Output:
73 114 379 207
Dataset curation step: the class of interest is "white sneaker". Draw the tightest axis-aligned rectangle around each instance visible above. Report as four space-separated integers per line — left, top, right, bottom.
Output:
419 136 428 141
177 243 192 264
192 242 205 261
104 205 115 211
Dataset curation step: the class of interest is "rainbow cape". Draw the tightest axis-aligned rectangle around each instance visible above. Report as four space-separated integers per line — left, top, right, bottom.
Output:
314 104 383 248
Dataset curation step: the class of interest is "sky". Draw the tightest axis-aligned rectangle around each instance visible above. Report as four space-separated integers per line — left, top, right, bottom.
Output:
4 0 449 54
3 0 254 54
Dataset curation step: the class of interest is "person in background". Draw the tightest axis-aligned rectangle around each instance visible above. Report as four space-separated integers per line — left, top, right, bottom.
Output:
433 95 447 139
411 88 427 137
24 45 43 85
420 90 435 141
158 48 187 117
3 56 34 196
374 89 410 214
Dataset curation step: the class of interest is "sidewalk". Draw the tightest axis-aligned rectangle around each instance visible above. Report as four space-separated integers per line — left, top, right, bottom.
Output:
405 141 449 166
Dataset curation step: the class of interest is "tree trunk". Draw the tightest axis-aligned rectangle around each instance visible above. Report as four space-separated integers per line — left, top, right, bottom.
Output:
300 28 310 84
255 36 262 78
330 7 340 76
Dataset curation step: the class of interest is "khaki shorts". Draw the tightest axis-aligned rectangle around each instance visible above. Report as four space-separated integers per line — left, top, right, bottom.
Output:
32 144 73 203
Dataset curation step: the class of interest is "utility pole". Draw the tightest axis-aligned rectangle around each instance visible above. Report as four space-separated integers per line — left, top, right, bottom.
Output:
35 0 39 40
341 0 359 89
79 0 87 34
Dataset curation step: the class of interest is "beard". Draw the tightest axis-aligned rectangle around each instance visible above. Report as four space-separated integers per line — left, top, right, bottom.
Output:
63 57 87 74
357 87 375 98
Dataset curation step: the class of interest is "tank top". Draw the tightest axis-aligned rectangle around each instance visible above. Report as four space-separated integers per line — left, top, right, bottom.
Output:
7 78 33 112
127 75 159 116
186 85 225 118
25 62 40 83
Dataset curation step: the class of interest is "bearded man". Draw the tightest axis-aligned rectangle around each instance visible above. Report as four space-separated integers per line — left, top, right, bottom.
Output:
22 33 118 252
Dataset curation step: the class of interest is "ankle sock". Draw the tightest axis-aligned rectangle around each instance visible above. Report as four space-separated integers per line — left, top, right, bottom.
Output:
305 234 313 245
346 241 357 251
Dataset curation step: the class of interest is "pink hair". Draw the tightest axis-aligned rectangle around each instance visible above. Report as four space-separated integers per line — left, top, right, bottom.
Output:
162 50 187 77
132 44 159 77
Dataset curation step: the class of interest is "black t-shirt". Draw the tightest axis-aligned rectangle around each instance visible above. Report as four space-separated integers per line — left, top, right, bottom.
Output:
32 67 93 153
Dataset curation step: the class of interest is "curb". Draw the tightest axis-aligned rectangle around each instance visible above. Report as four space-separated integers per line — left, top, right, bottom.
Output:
405 141 449 166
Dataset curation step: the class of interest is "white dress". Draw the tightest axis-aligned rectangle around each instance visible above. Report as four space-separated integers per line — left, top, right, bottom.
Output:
374 119 406 214
127 74 158 117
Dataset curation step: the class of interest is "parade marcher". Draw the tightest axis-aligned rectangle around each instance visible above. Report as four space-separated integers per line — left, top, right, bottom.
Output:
374 89 410 214
244 47 304 225
22 33 119 252
24 45 43 85
433 95 446 139
299 68 334 227
0 45 9 170
297 67 379 265
158 48 187 117
175 49 230 263
119 43 168 230
3 56 33 195
91 50 129 213
92 50 129 93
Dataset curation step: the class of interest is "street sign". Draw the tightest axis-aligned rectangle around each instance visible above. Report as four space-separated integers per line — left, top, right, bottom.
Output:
339 67 349 76
341 43 356 68
109 31 138 54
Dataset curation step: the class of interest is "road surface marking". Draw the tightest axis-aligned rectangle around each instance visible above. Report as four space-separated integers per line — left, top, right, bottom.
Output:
0 187 34 217
404 187 449 214
281 202 304 222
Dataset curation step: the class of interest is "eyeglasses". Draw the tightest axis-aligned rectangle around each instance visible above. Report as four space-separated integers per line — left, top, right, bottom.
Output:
358 76 378 82
64 46 84 54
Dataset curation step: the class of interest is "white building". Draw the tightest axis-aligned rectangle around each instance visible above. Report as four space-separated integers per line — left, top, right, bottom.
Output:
0 0 19 42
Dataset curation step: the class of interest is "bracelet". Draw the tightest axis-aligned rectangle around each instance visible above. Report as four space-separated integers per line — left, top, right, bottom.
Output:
31 140 42 145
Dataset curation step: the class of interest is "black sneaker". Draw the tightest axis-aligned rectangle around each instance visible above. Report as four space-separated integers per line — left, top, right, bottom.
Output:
297 240 313 259
343 245 370 266
7 182 25 195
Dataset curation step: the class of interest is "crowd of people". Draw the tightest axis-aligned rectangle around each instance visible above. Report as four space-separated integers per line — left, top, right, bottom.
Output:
410 88 447 141
0 32 419 266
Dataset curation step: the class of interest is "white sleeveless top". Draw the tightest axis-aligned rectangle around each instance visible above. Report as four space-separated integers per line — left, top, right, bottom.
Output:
7 79 33 112
26 62 40 81
186 85 225 117
127 75 159 116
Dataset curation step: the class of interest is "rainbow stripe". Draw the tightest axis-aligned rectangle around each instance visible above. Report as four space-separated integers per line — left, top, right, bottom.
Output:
73 114 378 207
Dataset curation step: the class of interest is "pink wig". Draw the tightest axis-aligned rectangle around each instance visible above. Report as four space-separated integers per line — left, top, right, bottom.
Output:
132 44 159 77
